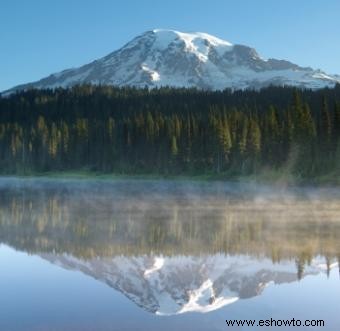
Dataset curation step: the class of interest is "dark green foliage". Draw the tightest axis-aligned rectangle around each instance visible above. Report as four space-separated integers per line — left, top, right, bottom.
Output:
0 85 340 178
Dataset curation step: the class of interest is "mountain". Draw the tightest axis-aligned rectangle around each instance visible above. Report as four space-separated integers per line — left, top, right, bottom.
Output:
41 253 335 315
4 29 340 93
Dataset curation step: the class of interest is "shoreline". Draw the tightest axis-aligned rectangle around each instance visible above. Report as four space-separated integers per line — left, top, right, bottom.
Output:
0 170 339 187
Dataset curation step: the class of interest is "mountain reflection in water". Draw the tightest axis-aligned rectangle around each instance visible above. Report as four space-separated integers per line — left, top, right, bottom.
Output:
0 178 339 319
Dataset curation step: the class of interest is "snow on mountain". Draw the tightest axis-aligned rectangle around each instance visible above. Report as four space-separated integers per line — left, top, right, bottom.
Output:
4 29 340 94
41 253 336 315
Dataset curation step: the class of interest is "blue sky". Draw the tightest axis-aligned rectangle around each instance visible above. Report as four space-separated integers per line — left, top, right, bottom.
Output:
1 0 340 91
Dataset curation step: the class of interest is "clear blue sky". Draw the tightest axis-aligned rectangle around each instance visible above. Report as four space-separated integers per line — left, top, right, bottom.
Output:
1 0 340 91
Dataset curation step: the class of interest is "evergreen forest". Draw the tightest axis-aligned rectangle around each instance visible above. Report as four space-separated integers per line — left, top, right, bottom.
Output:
1 84 340 179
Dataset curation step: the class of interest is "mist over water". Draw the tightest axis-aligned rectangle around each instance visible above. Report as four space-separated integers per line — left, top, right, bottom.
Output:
0 178 340 330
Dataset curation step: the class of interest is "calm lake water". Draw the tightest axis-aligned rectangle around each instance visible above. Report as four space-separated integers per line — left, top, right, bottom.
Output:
0 178 340 331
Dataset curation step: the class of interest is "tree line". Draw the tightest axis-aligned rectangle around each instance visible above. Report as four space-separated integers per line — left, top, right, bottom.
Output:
0 84 340 177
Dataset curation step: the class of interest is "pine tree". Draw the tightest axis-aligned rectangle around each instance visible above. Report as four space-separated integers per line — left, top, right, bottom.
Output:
321 96 332 145
319 96 332 170
247 119 261 157
238 116 248 157
218 118 232 164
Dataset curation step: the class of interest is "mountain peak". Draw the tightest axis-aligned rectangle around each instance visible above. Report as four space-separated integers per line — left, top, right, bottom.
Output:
151 29 233 47
4 29 340 94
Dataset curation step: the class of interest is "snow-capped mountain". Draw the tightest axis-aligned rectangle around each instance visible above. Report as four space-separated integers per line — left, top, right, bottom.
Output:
41 253 336 315
5 29 340 93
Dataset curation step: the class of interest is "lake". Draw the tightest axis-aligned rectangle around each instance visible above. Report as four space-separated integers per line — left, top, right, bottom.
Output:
0 178 339 331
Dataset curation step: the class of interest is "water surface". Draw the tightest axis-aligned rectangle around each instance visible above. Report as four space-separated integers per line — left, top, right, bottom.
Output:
0 179 339 330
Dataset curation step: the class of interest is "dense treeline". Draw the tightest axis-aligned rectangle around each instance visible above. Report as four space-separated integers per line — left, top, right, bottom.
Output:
0 84 340 177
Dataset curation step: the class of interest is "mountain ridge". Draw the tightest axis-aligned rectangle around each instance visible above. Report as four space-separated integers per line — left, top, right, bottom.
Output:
4 29 340 94
41 253 335 316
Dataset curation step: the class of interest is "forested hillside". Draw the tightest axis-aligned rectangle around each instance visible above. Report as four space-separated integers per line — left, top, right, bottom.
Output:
0 85 340 178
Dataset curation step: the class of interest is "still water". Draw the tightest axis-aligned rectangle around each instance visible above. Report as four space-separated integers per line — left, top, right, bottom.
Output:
0 178 339 331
